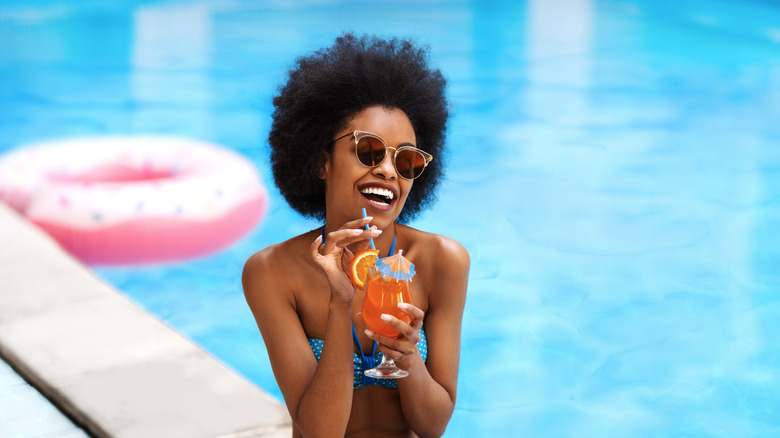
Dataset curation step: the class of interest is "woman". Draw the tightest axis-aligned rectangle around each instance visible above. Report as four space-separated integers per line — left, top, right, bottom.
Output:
243 33 469 438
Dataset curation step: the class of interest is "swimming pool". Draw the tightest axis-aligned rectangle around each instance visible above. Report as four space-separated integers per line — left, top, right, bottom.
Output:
2 0 779 436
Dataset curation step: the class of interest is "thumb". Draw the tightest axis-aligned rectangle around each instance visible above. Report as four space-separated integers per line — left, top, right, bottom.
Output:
354 239 370 253
309 234 324 260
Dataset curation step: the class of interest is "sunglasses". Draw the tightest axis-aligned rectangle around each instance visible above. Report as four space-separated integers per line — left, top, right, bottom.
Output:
334 130 433 180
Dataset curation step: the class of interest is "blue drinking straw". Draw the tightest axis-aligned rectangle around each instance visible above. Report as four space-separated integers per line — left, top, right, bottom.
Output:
362 208 376 250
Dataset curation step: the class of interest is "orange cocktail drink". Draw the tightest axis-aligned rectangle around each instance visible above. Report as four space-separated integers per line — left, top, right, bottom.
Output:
360 249 415 379
362 266 413 339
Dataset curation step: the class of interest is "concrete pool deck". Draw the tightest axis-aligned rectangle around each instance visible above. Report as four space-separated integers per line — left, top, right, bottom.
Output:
0 202 291 437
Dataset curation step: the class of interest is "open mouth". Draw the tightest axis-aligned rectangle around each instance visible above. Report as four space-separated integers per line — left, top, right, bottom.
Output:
360 185 396 207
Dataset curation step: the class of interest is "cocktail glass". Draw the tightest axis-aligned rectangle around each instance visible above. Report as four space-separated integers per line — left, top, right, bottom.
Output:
361 265 413 378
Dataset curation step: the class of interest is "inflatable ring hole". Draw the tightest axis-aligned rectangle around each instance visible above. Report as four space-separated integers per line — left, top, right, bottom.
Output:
46 162 178 184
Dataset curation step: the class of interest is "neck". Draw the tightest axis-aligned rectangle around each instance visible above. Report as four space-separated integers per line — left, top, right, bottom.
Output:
370 222 397 256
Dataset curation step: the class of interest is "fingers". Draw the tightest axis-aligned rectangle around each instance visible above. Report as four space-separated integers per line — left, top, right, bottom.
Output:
366 329 419 364
353 239 371 254
365 330 405 353
375 313 421 345
322 221 381 252
311 216 381 279
341 247 355 273
344 216 374 229
398 303 424 330
364 303 425 354
309 234 324 259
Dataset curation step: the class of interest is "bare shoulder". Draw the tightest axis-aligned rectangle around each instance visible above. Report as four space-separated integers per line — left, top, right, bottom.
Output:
242 242 284 314
242 230 318 307
400 225 470 307
402 226 468 354
242 241 284 293
433 234 469 270
402 225 470 272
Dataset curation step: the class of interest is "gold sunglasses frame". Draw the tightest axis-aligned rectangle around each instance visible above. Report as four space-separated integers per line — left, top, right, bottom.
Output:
334 130 434 180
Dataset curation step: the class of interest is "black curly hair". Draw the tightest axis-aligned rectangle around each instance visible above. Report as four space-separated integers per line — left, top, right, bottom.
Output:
268 33 449 223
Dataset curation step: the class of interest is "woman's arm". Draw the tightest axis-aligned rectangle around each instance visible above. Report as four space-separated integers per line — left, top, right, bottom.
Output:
367 236 470 437
243 220 381 437
243 247 353 437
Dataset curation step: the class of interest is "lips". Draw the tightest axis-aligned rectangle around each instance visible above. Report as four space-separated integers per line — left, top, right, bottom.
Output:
359 182 398 209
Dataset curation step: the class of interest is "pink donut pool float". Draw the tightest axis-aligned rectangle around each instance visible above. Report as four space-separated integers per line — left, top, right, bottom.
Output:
0 136 268 265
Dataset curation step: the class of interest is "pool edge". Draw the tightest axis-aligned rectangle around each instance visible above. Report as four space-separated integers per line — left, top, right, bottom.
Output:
0 202 292 437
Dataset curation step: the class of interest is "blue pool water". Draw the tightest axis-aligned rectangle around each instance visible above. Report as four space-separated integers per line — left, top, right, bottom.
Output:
2 0 780 436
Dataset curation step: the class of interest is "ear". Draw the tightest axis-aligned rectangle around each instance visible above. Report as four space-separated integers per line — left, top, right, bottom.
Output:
318 151 331 180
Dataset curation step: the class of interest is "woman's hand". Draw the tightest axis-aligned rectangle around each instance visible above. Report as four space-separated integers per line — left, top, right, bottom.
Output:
309 216 381 303
363 302 426 367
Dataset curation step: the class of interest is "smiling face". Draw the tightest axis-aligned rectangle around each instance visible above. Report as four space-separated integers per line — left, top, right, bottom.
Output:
321 106 417 230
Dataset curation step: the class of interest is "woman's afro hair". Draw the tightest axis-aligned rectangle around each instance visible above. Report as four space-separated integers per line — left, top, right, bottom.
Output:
268 33 449 223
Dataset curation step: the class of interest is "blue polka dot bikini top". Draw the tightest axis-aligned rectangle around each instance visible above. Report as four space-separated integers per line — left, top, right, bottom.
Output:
307 327 428 390
311 225 427 389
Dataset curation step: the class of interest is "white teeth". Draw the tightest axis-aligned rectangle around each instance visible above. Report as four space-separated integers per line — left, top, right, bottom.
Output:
361 187 394 201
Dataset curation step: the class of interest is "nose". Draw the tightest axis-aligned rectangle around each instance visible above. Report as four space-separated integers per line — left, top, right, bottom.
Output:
371 148 397 180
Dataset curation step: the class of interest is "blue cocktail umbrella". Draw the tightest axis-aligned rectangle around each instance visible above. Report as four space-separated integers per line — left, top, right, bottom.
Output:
376 250 415 280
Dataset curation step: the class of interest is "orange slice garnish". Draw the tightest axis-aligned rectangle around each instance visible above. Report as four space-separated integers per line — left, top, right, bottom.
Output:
350 248 380 290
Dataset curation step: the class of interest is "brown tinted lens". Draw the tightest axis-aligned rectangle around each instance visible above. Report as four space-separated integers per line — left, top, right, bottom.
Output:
356 137 386 167
395 149 426 179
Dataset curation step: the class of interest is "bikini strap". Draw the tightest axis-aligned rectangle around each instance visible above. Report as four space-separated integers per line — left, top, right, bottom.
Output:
351 323 377 387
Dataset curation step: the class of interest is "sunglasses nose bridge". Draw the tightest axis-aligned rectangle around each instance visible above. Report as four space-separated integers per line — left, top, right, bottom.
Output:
354 132 428 180
371 145 399 178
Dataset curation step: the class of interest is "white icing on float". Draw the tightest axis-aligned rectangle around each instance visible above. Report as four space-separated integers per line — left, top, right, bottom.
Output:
0 136 268 265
